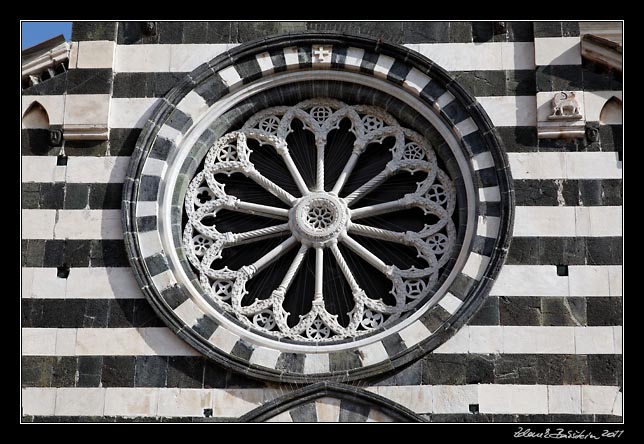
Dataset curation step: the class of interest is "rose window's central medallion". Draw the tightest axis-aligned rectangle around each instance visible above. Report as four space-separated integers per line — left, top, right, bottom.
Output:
291 193 349 246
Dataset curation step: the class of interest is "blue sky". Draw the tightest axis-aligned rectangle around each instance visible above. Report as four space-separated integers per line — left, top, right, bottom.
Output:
22 22 72 49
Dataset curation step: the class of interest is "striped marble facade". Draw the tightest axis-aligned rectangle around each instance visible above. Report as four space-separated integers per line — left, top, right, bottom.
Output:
21 21 622 422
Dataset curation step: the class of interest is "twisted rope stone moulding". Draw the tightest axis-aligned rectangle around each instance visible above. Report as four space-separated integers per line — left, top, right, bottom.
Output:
122 32 515 383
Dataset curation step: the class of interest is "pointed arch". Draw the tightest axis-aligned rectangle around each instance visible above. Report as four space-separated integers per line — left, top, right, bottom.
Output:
238 382 428 422
22 101 50 129
600 96 623 125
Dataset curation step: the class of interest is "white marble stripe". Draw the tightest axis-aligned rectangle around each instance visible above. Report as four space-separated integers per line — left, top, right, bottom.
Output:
21 326 622 357
303 353 330 374
157 124 182 145
372 53 396 78
112 42 534 73
513 206 622 237
174 299 206 327
471 152 495 171
114 43 237 73
478 186 501 202
534 37 581 66
435 91 455 110
138 230 164 259
151 270 178 292
21 210 123 240
508 152 622 180
491 265 621 297
357 342 389 366
477 96 537 127
344 47 365 70
75 41 115 69
22 385 621 417
136 201 158 218
22 328 200 356
106 95 538 129
21 268 143 299
156 388 214 417
255 51 274 73
454 117 478 137
249 346 281 369
397 320 432 348
402 67 431 95
407 42 535 71
176 90 209 122
22 156 130 184
432 326 621 354
141 157 168 178
21 156 59 183
218 65 243 88
208 327 240 354
461 252 490 280
438 292 463 315
283 46 299 67
109 97 162 129
65 157 130 183
476 215 500 239
366 386 432 414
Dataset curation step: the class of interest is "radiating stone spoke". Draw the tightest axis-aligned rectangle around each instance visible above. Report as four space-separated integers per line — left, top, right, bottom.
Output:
227 199 290 219
344 166 393 207
315 139 325 191
350 198 407 220
280 151 310 196
273 244 309 296
350 194 448 221
314 247 324 302
230 223 290 245
246 168 297 205
251 236 298 273
348 223 408 244
339 233 391 276
331 150 361 195
329 241 361 293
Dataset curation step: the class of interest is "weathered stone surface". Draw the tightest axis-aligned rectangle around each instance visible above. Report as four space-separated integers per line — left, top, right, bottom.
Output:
586 297 622 326
134 356 168 387
466 355 495 384
421 355 467 385
499 296 541 325
102 356 136 387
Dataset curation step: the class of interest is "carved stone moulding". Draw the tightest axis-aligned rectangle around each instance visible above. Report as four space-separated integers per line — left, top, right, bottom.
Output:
122 32 514 382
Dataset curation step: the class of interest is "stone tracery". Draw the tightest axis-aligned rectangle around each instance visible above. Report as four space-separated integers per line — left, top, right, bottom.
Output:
182 98 457 342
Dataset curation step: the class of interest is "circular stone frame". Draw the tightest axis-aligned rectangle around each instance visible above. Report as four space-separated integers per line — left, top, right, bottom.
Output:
123 32 514 383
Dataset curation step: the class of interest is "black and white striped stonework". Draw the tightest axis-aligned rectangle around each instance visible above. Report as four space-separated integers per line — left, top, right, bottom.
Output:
115 31 514 384
22 21 622 422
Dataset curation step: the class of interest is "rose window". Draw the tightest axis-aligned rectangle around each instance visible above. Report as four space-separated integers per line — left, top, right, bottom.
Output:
182 99 457 342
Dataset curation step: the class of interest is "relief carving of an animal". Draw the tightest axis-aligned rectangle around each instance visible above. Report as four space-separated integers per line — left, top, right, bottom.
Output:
550 91 581 118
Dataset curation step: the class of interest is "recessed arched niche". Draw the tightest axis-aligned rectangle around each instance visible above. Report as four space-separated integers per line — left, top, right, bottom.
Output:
22 101 50 129
600 96 623 125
